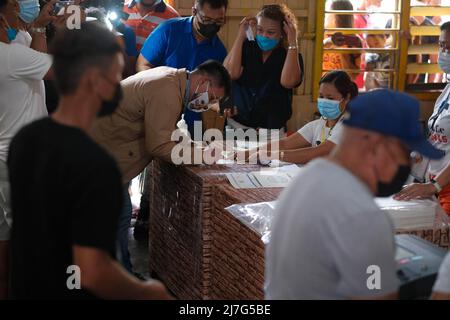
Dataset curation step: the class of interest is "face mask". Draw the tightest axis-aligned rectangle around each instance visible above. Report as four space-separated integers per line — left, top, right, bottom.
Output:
256 34 279 52
197 21 221 40
317 98 342 120
377 165 411 197
187 82 215 113
438 51 450 74
6 27 17 42
19 0 40 24
98 83 123 117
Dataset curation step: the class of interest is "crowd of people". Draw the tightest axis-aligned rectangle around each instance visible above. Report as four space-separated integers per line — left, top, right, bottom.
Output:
0 0 449 300
324 0 446 91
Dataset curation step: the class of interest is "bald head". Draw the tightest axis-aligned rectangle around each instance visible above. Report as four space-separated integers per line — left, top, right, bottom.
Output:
331 126 411 196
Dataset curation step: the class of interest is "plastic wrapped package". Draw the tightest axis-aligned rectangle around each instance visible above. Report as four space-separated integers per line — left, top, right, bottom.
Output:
375 197 449 231
226 197 450 246
226 201 276 244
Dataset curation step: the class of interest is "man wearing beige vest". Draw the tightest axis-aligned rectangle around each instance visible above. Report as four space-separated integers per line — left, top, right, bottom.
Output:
90 60 231 273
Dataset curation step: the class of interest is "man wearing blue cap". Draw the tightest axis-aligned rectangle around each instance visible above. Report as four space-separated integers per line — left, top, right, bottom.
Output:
265 90 443 300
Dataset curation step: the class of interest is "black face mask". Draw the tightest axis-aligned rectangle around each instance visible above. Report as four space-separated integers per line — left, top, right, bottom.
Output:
98 83 123 117
376 165 411 197
197 20 221 39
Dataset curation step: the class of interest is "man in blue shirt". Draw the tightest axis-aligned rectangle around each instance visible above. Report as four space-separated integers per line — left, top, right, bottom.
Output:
137 0 228 136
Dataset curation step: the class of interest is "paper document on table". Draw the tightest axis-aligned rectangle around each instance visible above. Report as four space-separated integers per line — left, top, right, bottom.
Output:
226 165 301 189
375 196 438 230
410 158 430 183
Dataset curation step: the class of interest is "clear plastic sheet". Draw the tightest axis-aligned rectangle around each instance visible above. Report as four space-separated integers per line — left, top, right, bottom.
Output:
226 197 450 245
226 201 277 244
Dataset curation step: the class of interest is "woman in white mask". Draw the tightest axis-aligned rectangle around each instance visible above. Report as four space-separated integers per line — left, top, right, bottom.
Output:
247 71 358 165
395 22 450 217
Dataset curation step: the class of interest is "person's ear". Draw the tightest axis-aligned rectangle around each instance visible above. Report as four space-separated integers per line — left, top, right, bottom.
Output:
85 69 103 97
198 76 210 89
192 6 197 16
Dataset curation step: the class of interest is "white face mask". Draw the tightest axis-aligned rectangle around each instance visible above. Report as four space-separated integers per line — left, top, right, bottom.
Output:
187 82 215 113
438 51 450 74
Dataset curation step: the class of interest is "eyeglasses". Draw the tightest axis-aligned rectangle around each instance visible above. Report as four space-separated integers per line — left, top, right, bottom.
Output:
439 41 450 53
196 11 226 26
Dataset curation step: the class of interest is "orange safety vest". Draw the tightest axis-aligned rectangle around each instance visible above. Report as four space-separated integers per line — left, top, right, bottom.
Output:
123 0 180 52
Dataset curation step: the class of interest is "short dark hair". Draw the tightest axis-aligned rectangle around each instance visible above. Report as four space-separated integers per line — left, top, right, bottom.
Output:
257 4 297 48
196 0 228 9
50 22 122 95
0 0 8 9
194 60 231 98
330 0 354 29
441 21 450 33
320 71 359 100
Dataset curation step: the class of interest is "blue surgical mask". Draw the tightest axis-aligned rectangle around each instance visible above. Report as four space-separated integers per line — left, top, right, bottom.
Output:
256 34 279 52
438 51 450 74
19 0 40 24
7 27 18 42
317 98 343 120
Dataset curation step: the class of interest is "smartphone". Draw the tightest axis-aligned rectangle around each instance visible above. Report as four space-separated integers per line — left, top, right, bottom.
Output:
219 97 234 116
54 0 74 15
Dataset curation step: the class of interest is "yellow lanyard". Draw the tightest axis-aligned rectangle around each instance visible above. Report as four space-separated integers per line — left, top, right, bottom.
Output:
320 118 341 144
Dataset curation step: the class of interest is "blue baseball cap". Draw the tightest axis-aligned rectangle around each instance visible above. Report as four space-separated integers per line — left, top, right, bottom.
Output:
343 89 444 160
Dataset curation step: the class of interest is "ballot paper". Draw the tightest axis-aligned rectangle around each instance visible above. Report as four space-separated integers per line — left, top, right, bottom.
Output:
410 157 430 183
375 197 438 230
226 165 301 189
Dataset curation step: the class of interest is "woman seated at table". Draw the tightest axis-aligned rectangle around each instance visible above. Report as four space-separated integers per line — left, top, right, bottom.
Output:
248 71 358 165
223 4 304 133
395 22 450 216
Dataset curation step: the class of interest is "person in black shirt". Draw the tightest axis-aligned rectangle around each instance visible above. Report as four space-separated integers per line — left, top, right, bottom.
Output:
224 4 304 131
8 23 171 299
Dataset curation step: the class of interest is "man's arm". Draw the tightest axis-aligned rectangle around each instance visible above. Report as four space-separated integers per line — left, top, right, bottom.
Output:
136 22 170 72
73 246 172 300
136 54 154 72
29 0 58 53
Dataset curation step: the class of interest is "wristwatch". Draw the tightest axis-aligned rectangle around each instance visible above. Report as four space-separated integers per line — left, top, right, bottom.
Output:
31 27 46 35
430 179 443 193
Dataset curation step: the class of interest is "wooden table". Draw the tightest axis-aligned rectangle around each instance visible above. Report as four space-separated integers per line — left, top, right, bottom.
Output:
149 160 449 300
149 160 274 300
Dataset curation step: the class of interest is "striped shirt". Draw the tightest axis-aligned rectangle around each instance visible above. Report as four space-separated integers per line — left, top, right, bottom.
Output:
123 0 179 52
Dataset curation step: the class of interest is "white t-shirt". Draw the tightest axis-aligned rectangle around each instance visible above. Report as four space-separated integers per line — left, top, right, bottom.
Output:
297 118 344 147
0 42 52 162
265 159 399 300
13 30 32 47
433 253 450 294
428 84 450 176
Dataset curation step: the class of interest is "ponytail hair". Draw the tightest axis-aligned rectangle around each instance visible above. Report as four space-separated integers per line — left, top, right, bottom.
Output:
319 71 358 100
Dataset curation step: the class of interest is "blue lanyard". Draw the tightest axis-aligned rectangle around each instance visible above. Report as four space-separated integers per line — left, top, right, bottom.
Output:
430 90 450 132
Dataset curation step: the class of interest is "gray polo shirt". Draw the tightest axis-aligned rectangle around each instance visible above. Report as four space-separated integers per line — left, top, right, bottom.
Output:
433 253 450 294
265 159 399 299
